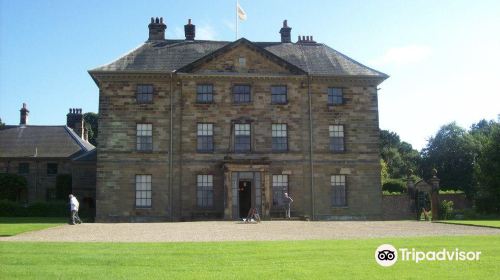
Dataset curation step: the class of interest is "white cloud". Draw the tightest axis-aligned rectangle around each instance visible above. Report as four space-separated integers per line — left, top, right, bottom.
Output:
196 24 217 40
223 19 236 32
371 45 431 66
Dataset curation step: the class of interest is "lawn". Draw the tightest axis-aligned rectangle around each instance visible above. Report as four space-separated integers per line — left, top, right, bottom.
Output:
1 235 499 279
437 220 500 228
0 217 67 236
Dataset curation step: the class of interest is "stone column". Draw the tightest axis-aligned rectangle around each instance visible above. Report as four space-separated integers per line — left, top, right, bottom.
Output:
429 169 440 221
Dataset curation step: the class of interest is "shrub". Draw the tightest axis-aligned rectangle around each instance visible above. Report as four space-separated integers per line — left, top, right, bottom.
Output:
439 200 454 220
0 200 72 217
382 178 407 193
56 174 72 200
0 173 28 201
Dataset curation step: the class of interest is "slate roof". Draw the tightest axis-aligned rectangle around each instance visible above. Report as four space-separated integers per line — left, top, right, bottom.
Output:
0 126 95 158
90 38 388 79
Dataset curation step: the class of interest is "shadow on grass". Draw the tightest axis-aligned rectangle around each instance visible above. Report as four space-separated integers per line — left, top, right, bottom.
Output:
0 217 68 224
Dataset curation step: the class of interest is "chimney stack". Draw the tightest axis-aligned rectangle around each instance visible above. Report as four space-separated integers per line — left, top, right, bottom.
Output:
297 35 317 44
66 108 84 139
148 17 166 41
184 19 195 40
279 20 292 43
20 103 29 126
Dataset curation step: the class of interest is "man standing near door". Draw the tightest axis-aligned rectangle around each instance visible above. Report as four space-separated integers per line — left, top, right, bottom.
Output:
283 192 293 219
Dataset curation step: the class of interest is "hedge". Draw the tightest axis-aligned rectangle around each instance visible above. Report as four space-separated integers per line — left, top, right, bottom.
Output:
0 200 92 218
382 178 407 193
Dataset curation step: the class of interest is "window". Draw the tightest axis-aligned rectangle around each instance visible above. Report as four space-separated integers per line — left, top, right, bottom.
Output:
328 87 343 105
234 123 251 152
272 175 288 207
271 85 287 104
137 84 153 104
238 57 246 67
272 124 288 152
47 163 58 176
18 163 29 174
197 123 214 152
135 175 152 208
197 84 213 103
233 85 251 103
329 125 345 152
331 175 347 207
136 124 153 151
197 175 214 208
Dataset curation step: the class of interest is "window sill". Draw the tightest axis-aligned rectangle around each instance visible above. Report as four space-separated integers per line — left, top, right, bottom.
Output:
135 207 152 210
330 150 346 154
195 102 214 105
197 150 215 154
331 206 349 209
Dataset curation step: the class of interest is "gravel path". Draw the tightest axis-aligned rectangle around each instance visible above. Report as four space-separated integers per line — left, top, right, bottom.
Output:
1 221 499 242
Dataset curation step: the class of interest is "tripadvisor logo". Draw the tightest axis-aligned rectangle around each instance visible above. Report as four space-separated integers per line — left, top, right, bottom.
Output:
375 244 481 267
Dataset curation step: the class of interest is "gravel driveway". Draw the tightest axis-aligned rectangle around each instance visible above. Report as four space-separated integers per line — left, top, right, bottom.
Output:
2 221 499 242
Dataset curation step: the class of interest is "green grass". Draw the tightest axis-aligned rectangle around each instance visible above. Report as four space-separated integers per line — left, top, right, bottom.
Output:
1 235 499 279
438 220 500 228
0 217 67 236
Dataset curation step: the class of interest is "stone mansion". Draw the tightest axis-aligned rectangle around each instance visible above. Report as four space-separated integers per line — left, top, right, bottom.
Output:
88 17 388 221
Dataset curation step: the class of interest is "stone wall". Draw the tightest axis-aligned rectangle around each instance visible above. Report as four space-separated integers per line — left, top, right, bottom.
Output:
382 195 414 220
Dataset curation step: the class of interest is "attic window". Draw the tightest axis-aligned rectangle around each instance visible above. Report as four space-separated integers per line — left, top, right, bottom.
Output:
238 57 246 67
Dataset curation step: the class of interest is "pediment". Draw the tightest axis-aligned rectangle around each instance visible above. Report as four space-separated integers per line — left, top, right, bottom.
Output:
177 38 305 75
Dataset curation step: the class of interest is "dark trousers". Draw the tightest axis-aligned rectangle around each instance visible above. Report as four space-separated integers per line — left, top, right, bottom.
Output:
284 204 291 218
71 210 82 224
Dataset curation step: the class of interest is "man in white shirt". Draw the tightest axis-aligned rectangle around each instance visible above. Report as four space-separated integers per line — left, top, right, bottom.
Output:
69 194 82 225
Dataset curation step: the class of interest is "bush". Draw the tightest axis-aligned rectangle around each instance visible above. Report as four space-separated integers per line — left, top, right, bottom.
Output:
439 200 454 220
439 190 464 194
382 178 407 193
0 173 28 201
56 174 72 200
0 200 70 217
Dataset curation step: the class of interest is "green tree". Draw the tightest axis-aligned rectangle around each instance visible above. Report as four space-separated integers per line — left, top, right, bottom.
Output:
474 122 500 214
84 112 98 146
0 173 27 201
0 117 5 128
380 129 420 178
421 122 478 196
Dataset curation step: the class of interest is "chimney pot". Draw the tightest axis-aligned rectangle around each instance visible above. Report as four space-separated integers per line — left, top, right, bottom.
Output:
279 19 292 43
148 16 167 41
184 18 195 40
19 103 29 126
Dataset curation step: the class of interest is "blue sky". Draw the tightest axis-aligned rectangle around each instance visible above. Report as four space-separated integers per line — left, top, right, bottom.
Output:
1 0 499 150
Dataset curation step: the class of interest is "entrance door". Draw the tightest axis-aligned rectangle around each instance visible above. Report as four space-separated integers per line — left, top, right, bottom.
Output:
239 180 252 218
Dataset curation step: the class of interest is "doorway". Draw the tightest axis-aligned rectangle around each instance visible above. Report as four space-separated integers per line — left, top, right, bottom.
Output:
239 180 252 218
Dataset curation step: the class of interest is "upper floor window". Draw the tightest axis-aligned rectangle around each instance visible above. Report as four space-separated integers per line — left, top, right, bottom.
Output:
272 174 289 207
329 125 345 152
135 174 152 208
197 123 214 152
47 163 58 176
328 87 343 105
137 84 153 104
272 124 288 152
234 123 251 152
197 84 213 103
271 85 287 104
233 85 251 104
197 174 214 208
331 175 347 207
18 163 29 174
137 124 153 151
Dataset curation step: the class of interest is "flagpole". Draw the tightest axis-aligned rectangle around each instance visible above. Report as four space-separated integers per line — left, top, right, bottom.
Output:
236 0 238 40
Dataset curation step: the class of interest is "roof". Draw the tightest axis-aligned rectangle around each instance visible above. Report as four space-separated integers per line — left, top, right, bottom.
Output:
89 38 388 79
0 126 95 158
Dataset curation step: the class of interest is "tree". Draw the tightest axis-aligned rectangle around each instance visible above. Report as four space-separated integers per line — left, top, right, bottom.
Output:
0 173 27 201
380 129 421 179
474 122 500 214
0 117 5 128
83 112 98 146
421 122 478 196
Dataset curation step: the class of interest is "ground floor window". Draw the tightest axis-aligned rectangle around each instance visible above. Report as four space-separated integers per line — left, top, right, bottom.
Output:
135 175 152 208
272 174 289 207
197 175 214 208
331 175 347 207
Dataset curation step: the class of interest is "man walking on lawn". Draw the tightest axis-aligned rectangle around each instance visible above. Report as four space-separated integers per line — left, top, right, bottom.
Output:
283 192 293 219
69 194 82 225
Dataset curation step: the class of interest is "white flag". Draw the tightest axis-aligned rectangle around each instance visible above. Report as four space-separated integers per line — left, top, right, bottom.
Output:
237 3 247 21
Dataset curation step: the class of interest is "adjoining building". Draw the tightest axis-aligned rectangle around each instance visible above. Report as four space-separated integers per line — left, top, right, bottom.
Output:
89 18 388 222
0 104 96 212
